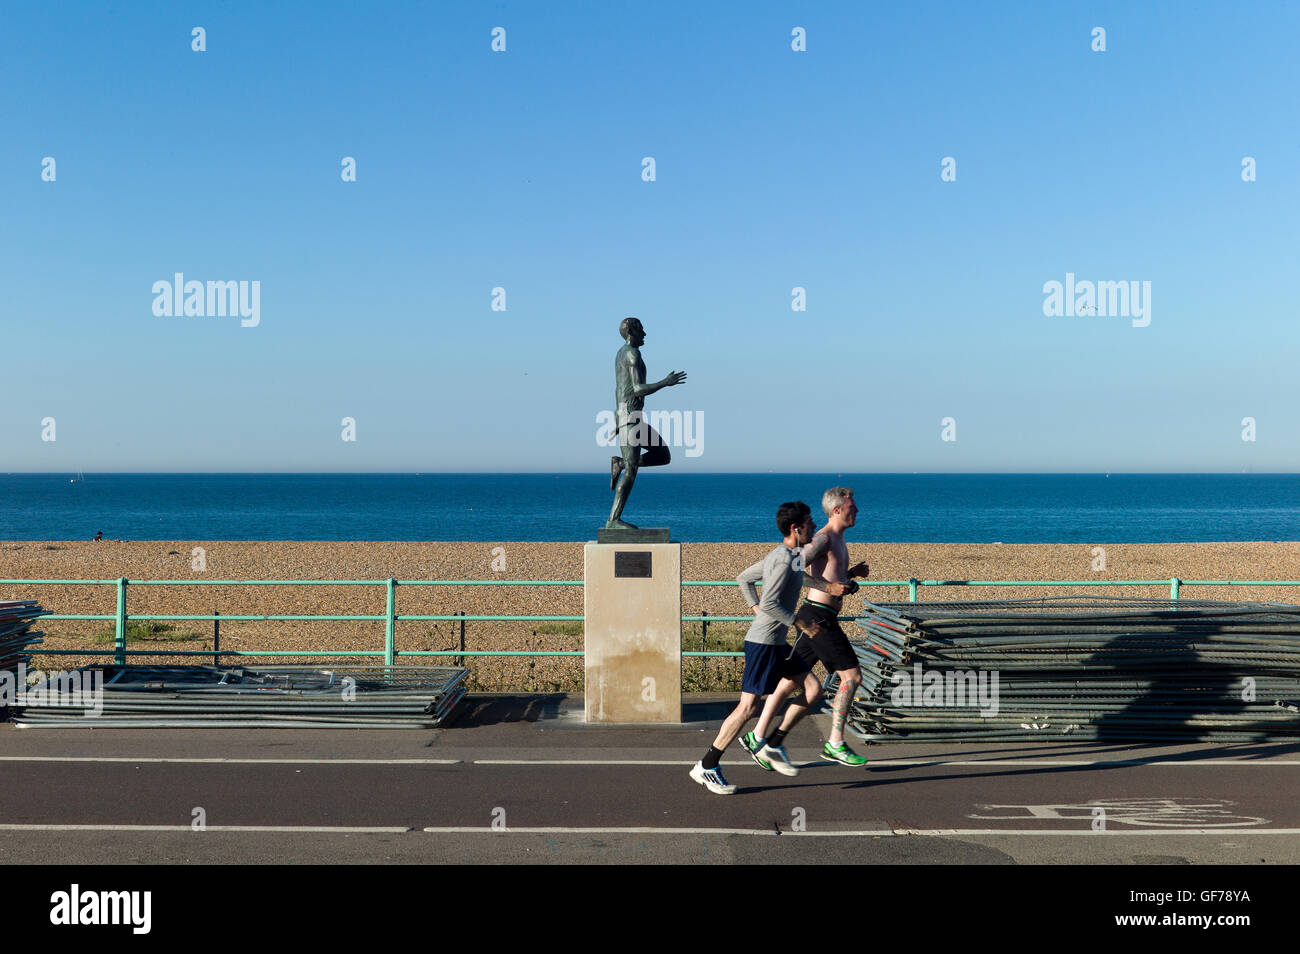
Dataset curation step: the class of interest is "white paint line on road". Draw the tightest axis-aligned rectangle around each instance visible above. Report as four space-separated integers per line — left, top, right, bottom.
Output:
2 823 1293 836
4 755 1297 768
422 826 896 836
894 828 1300 836
0 824 411 833
0 764 462 769
870 760 1300 767
471 759 891 767
470 758 1300 767
420 825 1300 837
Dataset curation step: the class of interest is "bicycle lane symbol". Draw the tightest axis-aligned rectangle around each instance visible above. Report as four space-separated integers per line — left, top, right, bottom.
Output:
969 798 1269 828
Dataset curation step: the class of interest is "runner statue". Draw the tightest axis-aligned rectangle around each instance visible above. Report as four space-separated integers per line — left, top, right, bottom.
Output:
606 317 686 530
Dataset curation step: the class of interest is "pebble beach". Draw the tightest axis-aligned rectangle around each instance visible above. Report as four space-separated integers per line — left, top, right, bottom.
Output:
5 540 1300 690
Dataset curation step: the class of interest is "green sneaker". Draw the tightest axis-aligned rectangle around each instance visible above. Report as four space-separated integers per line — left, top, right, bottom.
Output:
821 741 868 766
741 731 773 771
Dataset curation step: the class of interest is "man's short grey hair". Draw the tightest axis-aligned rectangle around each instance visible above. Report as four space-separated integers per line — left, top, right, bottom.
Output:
821 486 855 517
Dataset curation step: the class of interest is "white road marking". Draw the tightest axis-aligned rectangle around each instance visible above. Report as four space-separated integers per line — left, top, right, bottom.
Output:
0 764 462 769
3 823 1295 836
0 824 411 833
422 826 896 835
871 759 1300 767
3 755 1296 768
470 758 1300 767
896 828 1300 836
473 764 707 769
418 825 1300 836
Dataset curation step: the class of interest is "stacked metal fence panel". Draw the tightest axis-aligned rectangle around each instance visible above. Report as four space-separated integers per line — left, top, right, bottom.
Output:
12 665 469 728
0 599 47 679
835 597 1300 742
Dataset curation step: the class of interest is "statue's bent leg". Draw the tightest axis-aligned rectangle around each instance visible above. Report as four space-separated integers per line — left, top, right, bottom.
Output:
638 425 671 467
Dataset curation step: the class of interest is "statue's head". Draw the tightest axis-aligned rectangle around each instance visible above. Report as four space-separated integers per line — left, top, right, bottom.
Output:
619 316 645 345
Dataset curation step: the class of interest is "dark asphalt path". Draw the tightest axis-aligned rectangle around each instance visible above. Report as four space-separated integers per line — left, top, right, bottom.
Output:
2 694 1298 863
0 759 1295 832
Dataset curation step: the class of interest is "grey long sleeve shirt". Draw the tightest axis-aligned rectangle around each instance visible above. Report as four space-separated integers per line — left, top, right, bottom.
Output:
737 544 818 645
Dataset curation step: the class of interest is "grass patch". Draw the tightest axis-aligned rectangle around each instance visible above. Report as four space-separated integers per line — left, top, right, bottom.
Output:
681 622 747 692
93 621 203 645
682 622 748 652
532 622 583 636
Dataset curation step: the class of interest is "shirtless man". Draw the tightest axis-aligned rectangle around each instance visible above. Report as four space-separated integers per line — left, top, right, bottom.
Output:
787 486 871 765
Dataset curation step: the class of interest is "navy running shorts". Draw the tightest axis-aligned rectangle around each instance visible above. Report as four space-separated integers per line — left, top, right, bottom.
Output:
740 640 812 696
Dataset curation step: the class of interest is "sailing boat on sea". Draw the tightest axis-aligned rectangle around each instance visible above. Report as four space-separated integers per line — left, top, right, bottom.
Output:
70 470 84 484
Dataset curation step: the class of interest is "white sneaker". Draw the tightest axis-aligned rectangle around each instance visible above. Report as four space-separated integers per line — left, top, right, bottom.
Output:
689 761 737 795
757 744 799 777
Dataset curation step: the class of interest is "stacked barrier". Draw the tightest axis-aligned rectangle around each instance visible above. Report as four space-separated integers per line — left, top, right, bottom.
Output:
12 664 468 728
0 599 47 677
836 597 1300 742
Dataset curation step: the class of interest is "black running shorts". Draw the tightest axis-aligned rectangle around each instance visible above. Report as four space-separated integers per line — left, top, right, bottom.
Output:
791 600 859 674
741 641 812 696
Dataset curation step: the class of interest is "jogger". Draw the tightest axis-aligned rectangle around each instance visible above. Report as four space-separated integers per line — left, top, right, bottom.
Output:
788 486 872 766
689 501 845 794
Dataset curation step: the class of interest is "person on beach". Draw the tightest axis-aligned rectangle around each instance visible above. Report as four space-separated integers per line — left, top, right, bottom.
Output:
689 501 848 795
782 486 872 766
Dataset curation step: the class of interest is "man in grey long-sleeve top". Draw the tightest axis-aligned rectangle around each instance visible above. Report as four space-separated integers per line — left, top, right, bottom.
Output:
737 544 822 646
689 501 850 795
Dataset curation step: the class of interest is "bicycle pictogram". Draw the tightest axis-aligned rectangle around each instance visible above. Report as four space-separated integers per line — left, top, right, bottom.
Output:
969 797 1268 828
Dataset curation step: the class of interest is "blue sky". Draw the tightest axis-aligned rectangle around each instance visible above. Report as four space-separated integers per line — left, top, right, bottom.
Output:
2 0 1297 473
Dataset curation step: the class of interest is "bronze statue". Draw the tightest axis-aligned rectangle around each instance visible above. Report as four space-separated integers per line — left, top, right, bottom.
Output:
606 317 686 530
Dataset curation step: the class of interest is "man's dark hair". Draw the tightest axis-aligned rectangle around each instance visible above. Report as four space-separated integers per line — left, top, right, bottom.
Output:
776 500 811 536
619 316 642 340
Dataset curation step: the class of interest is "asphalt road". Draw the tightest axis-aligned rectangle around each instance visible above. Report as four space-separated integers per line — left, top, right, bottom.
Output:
2 694 1297 864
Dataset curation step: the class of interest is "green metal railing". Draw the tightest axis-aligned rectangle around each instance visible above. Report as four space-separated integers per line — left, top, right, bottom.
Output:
4 576 1299 667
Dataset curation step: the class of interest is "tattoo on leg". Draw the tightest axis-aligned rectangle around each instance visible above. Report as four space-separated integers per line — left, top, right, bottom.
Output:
832 683 853 733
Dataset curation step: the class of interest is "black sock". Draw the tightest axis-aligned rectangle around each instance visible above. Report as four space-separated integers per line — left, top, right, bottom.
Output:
701 746 724 769
768 728 788 747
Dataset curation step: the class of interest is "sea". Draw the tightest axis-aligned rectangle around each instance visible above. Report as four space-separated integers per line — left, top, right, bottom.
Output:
1 474 1297 543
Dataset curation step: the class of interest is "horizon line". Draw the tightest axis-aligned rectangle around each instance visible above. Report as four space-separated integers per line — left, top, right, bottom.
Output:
1 471 1294 478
